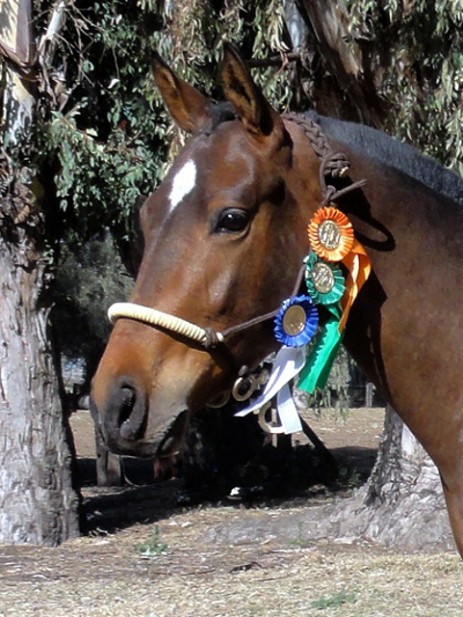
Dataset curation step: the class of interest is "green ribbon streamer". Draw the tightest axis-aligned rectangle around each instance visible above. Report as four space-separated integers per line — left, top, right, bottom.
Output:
297 305 343 393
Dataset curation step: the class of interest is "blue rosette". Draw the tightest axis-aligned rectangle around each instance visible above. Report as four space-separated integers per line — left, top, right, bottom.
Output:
304 252 345 306
274 295 319 347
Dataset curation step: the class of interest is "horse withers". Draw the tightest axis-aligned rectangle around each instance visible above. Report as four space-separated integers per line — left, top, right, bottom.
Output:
91 44 463 556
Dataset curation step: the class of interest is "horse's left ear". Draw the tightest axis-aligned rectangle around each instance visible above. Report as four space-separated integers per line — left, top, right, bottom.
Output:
152 51 211 134
220 42 284 141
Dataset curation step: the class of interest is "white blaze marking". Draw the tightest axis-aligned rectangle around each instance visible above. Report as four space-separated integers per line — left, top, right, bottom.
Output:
169 159 197 211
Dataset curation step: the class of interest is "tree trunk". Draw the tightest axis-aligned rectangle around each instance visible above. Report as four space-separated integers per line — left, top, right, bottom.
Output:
331 405 454 551
295 0 388 124
0 58 80 544
0 192 81 544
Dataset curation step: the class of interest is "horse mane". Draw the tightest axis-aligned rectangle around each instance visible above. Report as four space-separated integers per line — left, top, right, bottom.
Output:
305 111 463 207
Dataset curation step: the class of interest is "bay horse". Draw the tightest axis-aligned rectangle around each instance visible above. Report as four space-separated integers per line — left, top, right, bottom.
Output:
91 44 463 555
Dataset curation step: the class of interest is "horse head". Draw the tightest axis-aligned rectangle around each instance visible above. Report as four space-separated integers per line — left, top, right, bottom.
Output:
91 45 321 458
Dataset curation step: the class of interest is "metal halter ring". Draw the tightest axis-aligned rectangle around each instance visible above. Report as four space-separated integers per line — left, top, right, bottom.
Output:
232 375 258 402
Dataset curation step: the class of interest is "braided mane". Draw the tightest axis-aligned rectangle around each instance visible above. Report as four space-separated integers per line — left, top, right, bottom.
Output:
306 111 463 207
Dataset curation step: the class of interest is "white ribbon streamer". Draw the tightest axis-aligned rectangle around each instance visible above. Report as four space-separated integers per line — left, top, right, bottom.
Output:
235 346 305 434
276 383 303 433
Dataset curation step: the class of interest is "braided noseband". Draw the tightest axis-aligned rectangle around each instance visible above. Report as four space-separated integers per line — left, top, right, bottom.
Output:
108 114 366 350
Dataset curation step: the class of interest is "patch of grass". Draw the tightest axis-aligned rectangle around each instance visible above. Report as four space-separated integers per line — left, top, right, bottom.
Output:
136 526 168 559
310 589 357 610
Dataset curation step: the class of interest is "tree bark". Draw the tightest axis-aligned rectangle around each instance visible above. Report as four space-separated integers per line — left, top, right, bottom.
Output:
0 188 81 544
296 0 388 125
331 405 454 551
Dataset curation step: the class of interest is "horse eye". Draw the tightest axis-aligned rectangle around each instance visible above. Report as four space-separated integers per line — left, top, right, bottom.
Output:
214 208 250 234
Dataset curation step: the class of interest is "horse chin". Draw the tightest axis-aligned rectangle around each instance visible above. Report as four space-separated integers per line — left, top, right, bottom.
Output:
154 409 189 458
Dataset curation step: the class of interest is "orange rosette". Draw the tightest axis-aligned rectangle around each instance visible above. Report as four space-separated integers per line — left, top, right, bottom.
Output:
308 207 354 262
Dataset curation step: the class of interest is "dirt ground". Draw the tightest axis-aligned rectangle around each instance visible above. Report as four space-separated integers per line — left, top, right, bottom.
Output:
1 407 462 617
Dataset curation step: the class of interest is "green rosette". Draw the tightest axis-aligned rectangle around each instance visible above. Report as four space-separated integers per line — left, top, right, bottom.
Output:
297 304 343 393
304 252 345 306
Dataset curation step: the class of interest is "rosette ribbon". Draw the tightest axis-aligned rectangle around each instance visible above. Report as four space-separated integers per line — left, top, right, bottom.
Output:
304 252 345 305
308 206 354 263
297 253 346 393
273 295 319 348
297 303 343 393
338 239 371 331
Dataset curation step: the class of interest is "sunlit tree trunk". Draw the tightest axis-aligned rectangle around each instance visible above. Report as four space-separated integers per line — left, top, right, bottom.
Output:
0 195 81 544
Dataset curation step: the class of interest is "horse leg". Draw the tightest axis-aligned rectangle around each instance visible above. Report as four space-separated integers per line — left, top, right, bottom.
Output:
442 481 463 558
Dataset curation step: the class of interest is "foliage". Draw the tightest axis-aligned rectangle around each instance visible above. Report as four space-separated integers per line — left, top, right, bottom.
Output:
31 0 462 243
343 0 463 173
42 112 157 242
30 1 297 235
31 1 167 241
52 232 132 382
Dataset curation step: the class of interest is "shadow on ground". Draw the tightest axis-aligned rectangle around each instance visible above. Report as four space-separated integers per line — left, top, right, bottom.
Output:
79 443 378 535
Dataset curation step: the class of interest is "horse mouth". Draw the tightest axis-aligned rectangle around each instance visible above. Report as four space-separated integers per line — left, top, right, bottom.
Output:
112 410 188 459
155 410 188 458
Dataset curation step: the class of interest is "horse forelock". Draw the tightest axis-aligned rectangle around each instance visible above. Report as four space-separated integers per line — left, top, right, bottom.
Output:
203 101 237 134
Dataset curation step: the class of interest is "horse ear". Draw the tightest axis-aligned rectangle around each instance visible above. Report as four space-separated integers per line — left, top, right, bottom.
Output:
220 42 284 140
152 52 211 134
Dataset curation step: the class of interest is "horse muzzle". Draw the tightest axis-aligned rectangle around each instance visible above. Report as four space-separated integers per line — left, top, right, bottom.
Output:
90 373 190 458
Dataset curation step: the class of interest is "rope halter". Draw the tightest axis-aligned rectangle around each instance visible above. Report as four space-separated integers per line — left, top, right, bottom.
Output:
107 263 307 352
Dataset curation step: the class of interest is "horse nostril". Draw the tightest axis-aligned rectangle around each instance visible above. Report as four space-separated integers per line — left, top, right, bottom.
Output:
117 384 147 441
119 386 136 417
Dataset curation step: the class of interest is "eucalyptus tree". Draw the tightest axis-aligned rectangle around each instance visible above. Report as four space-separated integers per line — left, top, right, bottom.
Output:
0 0 166 544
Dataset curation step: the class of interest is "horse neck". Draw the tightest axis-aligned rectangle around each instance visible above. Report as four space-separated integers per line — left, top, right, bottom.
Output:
338 145 463 434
